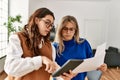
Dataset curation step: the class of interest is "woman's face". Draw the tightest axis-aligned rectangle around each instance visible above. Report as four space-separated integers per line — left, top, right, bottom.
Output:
62 22 76 41
35 15 54 36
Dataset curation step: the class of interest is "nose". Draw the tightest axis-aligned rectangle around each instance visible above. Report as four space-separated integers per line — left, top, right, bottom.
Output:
66 30 71 33
48 26 53 30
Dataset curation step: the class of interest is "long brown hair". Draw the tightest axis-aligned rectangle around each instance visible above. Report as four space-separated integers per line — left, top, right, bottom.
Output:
21 7 55 56
54 15 80 54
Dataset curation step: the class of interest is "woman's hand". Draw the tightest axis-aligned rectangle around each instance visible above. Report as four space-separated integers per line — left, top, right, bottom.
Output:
97 63 107 72
41 56 57 73
60 70 78 80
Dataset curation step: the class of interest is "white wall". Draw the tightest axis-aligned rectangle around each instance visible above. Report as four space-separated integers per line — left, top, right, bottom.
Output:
107 0 120 49
29 0 111 49
10 0 120 49
9 0 29 27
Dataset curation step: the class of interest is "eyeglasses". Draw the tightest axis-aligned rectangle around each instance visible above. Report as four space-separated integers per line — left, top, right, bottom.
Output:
41 19 54 29
62 27 76 32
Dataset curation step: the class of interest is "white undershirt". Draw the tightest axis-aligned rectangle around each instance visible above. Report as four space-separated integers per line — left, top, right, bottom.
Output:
4 34 56 77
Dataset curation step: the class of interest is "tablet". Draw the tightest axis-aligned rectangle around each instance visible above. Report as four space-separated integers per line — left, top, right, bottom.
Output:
52 59 83 77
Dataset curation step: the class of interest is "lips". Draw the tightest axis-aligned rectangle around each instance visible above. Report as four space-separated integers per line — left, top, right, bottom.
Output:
65 35 71 37
45 30 50 34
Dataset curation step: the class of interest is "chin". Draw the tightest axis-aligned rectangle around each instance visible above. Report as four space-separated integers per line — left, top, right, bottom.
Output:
41 33 47 36
43 34 47 36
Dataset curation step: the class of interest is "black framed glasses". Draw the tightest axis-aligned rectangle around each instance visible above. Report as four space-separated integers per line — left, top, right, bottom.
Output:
41 19 54 29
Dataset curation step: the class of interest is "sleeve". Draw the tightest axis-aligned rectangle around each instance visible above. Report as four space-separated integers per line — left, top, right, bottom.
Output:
84 39 93 58
51 43 56 61
4 34 43 77
51 42 61 69
52 42 58 49
53 77 64 80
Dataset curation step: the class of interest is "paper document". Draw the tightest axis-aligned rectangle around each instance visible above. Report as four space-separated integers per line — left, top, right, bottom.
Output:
72 43 106 73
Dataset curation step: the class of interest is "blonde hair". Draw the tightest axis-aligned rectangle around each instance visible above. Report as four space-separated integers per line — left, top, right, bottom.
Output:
54 15 80 54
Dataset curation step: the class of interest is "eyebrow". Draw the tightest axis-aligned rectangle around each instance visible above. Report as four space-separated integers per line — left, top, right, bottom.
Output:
45 19 52 22
43 18 54 24
64 26 75 28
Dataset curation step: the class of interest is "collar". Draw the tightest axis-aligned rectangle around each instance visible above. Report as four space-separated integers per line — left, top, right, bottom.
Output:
63 38 75 46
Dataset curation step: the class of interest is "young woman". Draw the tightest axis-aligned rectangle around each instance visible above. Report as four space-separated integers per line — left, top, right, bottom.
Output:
4 7 57 80
53 15 107 80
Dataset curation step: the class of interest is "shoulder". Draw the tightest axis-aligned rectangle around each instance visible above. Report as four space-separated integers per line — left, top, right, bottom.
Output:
9 33 21 43
9 34 19 40
8 34 21 48
52 42 59 48
79 38 92 48
9 32 23 39
79 38 90 44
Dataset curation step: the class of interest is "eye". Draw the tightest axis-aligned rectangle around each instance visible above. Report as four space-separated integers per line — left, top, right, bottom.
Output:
69 28 75 31
41 19 54 28
45 21 51 25
62 27 76 32
63 27 68 30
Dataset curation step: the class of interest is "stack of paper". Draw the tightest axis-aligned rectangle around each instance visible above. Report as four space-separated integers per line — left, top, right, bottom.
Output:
72 43 106 73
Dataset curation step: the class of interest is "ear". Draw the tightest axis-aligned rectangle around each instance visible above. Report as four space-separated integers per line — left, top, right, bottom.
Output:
35 17 40 24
